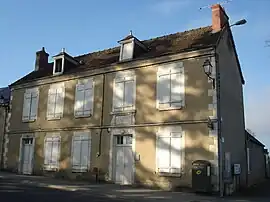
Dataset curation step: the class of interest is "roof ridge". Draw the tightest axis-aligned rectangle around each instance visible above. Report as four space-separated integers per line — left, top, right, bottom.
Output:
75 25 212 59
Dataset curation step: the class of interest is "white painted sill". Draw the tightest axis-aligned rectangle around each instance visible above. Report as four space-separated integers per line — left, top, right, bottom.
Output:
110 110 136 115
155 172 183 177
46 116 62 121
43 166 59 171
22 119 36 123
71 169 88 173
74 114 92 119
157 106 185 111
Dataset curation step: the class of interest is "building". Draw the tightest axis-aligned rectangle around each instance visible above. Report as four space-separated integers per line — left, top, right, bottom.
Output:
0 87 10 168
246 130 268 187
4 4 247 194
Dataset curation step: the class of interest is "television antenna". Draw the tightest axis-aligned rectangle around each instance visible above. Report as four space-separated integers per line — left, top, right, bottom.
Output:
199 0 232 10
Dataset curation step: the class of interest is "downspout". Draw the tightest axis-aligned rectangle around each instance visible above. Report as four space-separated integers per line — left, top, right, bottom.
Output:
214 52 224 197
97 74 105 158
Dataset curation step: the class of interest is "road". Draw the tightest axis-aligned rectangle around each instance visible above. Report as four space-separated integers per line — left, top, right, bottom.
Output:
1 172 270 202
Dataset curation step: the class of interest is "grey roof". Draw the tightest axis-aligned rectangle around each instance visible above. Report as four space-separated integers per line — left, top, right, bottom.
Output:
0 87 10 104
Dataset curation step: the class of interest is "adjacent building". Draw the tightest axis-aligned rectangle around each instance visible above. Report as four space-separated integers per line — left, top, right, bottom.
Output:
4 4 250 194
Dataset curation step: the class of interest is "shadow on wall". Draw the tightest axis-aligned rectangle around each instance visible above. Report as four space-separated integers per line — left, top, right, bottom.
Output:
16 37 216 189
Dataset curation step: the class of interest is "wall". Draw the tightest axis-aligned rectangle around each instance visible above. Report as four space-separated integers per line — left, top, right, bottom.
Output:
216 28 247 191
0 107 6 167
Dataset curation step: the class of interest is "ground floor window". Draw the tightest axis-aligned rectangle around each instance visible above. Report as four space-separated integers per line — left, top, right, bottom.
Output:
71 131 91 172
156 126 184 174
44 134 61 170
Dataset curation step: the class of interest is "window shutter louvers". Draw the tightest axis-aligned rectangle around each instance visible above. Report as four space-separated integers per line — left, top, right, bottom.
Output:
113 81 124 111
47 89 57 119
170 132 182 173
30 91 38 120
55 88 64 118
22 93 31 121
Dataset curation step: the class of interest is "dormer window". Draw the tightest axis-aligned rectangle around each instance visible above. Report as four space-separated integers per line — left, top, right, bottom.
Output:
118 31 147 62
53 48 79 76
55 58 63 74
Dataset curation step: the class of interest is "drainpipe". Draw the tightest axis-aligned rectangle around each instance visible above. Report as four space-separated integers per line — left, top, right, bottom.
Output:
97 74 106 158
214 52 224 197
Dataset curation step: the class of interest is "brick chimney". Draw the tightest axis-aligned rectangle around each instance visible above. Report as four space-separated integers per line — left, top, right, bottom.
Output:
35 47 49 71
211 4 229 32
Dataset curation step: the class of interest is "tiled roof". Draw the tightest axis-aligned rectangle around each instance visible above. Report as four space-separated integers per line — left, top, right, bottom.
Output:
246 130 265 147
11 26 220 86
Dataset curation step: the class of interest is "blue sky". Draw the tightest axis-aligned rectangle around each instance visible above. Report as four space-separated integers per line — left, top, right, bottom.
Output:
1 0 270 148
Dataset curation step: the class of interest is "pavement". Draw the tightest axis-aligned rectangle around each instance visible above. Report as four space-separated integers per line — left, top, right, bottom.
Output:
0 171 269 202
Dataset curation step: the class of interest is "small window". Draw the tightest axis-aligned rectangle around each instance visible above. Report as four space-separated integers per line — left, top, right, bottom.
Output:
55 59 63 73
120 42 133 61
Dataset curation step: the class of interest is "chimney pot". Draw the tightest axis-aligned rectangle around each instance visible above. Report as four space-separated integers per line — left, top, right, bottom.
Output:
211 4 229 32
35 47 49 71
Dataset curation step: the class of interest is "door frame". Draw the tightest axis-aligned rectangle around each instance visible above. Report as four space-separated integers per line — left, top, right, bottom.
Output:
108 128 135 184
18 133 35 174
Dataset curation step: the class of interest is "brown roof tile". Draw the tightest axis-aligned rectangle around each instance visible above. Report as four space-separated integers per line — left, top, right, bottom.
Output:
11 26 220 86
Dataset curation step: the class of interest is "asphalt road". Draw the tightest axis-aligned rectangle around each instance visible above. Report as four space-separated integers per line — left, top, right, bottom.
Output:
0 178 125 202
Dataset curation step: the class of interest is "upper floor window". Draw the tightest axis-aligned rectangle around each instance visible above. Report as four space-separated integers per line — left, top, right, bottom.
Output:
47 83 65 120
112 70 136 113
71 131 91 172
156 61 185 110
22 87 39 122
74 78 94 118
53 57 64 75
156 126 185 174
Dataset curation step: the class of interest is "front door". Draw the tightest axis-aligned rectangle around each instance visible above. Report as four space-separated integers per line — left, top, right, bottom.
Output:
114 135 133 185
21 138 34 174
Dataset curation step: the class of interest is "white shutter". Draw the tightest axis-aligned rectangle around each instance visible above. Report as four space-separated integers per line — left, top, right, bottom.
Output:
51 138 60 167
122 42 133 60
157 136 170 173
84 80 93 116
55 87 65 118
72 137 81 169
124 80 134 108
22 93 31 121
47 89 56 119
30 91 39 120
81 139 90 169
113 81 124 111
170 133 182 173
44 138 52 165
74 84 85 117
157 73 170 108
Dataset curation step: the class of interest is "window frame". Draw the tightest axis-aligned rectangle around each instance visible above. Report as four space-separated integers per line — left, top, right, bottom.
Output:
71 131 91 172
22 87 39 122
112 70 136 114
43 133 61 171
74 78 94 118
156 61 185 111
46 83 65 120
53 56 64 75
156 126 184 176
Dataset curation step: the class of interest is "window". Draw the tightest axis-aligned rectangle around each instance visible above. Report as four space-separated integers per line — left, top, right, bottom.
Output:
74 79 94 117
120 42 134 61
156 126 184 174
44 134 60 170
22 88 39 122
71 132 91 172
113 71 135 112
157 62 185 110
53 58 64 75
47 83 65 120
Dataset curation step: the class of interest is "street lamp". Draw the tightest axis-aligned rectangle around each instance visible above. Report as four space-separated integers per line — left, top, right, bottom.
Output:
203 59 215 89
230 19 247 27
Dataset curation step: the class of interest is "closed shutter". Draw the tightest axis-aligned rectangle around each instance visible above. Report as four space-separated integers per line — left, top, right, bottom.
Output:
170 66 184 108
51 137 60 168
122 42 133 60
170 132 182 173
44 138 53 166
81 137 90 170
47 89 56 119
157 73 170 108
113 81 124 111
124 79 134 109
30 91 39 120
84 80 93 116
157 136 170 173
55 88 64 118
72 136 81 169
74 84 85 116
22 92 31 121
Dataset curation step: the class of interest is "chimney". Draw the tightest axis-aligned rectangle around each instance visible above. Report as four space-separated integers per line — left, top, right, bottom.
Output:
211 4 229 32
35 47 49 71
